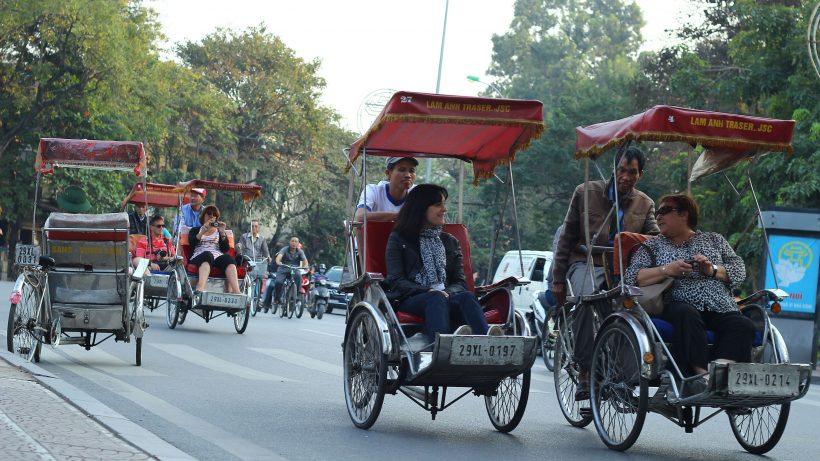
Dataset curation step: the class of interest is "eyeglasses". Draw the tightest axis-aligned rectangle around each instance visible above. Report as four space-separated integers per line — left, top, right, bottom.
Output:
655 206 680 217
153 224 165 228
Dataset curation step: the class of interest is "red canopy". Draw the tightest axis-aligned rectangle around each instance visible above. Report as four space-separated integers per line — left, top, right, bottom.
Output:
348 91 544 183
36 138 147 176
121 182 184 210
575 106 795 180
172 179 262 202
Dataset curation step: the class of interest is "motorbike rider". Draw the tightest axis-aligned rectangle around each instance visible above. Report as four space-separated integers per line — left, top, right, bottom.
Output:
262 236 309 309
309 264 329 312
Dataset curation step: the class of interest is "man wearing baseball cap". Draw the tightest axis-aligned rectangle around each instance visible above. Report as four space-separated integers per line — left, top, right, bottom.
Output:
174 187 207 232
354 156 418 222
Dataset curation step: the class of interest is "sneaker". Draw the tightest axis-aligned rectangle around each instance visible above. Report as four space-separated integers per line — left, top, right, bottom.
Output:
574 381 590 401
487 325 505 336
453 325 473 335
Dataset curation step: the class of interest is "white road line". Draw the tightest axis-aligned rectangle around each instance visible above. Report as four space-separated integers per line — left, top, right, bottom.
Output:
150 343 295 382
0 413 58 461
301 328 343 338
44 353 284 460
55 345 163 377
249 347 342 377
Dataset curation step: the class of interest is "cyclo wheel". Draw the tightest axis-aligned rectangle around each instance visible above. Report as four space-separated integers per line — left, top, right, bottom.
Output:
485 369 531 432
234 304 250 334
7 278 43 362
589 321 648 451
166 273 181 329
287 284 296 319
135 337 142 366
728 332 791 454
343 308 387 429
553 316 592 427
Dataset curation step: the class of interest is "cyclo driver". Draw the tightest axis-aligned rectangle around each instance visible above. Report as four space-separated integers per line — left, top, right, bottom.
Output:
272 236 309 305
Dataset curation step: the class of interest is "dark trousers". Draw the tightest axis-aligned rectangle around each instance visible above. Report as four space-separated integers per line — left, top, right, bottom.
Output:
661 302 755 375
272 271 295 303
398 291 489 343
189 252 236 272
573 299 612 370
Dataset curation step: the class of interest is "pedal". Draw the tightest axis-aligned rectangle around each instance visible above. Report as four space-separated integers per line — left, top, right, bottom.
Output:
579 407 592 418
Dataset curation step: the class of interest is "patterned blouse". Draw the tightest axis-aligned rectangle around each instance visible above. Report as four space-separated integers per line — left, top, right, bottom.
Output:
624 231 745 313
191 230 223 260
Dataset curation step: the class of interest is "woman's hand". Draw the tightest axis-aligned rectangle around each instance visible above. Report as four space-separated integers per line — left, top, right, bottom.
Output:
663 259 697 277
430 289 449 299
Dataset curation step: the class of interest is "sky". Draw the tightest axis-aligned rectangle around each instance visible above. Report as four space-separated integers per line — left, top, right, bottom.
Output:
148 0 697 134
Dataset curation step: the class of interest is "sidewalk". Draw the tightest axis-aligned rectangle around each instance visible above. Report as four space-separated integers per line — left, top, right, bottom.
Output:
0 349 193 461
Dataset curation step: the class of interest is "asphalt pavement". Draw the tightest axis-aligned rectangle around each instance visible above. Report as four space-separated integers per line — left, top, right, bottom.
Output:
2 278 819 461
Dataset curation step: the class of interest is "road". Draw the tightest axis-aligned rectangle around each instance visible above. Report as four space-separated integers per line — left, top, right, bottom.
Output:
2 281 818 460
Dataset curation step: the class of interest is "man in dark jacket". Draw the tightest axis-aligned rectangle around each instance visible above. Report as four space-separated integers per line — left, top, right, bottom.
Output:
551 146 659 399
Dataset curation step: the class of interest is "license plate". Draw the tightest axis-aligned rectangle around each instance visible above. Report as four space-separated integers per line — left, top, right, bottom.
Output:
15 244 41 266
202 292 245 309
727 363 800 397
147 274 169 288
449 336 525 366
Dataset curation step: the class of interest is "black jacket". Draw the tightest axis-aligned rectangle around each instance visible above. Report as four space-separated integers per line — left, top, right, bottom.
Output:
384 230 468 304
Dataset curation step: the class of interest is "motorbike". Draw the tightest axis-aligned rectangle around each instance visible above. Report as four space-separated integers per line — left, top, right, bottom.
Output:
309 274 330 319
294 270 310 318
527 290 556 371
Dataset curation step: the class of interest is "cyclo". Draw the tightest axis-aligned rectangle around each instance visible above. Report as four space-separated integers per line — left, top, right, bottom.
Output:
340 91 542 431
121 181 179 313
165 179 262 334
7 138 148 365
551 106 813 453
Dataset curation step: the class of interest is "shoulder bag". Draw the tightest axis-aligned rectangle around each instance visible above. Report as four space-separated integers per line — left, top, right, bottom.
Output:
634 242 673 316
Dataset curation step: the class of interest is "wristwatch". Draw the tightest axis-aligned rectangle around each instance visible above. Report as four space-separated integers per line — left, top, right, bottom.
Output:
710 263 718 278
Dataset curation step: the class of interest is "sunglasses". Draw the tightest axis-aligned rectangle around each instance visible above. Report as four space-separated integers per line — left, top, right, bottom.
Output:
153 223 165 228
655 206 681 217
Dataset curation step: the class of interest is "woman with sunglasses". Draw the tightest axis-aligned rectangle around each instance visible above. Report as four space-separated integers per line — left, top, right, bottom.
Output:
188 205 242 294
624 193 754 396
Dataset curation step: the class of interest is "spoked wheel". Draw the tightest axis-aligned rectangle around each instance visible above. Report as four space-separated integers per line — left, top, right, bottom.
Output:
247 278 258 317
295 294 305 318
270 299 279 315
166 274 181 329
590 321 648 451
484 369 531 432
728 335 791 454
135 337 142 366
541 326 555 372
343 309 387 429
554 322 592 427
7 279 43 362
234 305 250 334
287 285 296 319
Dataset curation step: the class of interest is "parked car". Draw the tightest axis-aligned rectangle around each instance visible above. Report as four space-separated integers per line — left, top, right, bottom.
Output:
326 265 352 314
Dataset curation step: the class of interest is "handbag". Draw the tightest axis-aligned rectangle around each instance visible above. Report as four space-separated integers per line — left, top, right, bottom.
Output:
634 242 673 316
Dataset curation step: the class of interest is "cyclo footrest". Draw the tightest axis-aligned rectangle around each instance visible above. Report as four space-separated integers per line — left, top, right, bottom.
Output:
405 334 538 388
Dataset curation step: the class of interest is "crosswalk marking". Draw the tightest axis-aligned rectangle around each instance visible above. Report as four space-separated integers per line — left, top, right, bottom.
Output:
51 345 163 377
301 328 343 338
149 343 295 382
249 347 342 377
44 354 284 460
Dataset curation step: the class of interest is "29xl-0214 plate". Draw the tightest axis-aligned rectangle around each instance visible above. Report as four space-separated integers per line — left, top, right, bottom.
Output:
201 291 245 309
727 363 801 397
449 336 525 366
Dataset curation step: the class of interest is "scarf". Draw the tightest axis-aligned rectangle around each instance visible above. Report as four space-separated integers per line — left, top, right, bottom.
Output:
414 226 447 289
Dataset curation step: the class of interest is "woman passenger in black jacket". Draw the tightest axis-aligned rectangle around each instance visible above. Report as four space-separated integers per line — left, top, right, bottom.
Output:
385 184 488 343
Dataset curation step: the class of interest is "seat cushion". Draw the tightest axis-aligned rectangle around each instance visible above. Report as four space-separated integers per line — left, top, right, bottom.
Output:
651 318 763 347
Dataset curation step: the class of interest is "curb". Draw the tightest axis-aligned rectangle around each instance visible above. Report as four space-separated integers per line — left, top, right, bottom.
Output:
0 348 194 461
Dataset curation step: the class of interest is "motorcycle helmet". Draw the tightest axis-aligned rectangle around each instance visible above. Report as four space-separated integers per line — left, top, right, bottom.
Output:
318 263 326 274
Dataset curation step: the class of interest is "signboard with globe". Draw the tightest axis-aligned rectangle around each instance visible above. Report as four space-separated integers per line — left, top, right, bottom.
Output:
764 234 819 316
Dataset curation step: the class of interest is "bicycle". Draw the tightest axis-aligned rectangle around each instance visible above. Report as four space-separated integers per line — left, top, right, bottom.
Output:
276 264 304 319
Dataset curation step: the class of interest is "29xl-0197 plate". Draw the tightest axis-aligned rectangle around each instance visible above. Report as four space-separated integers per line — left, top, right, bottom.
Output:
449 336 525 366
727 363 801 397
